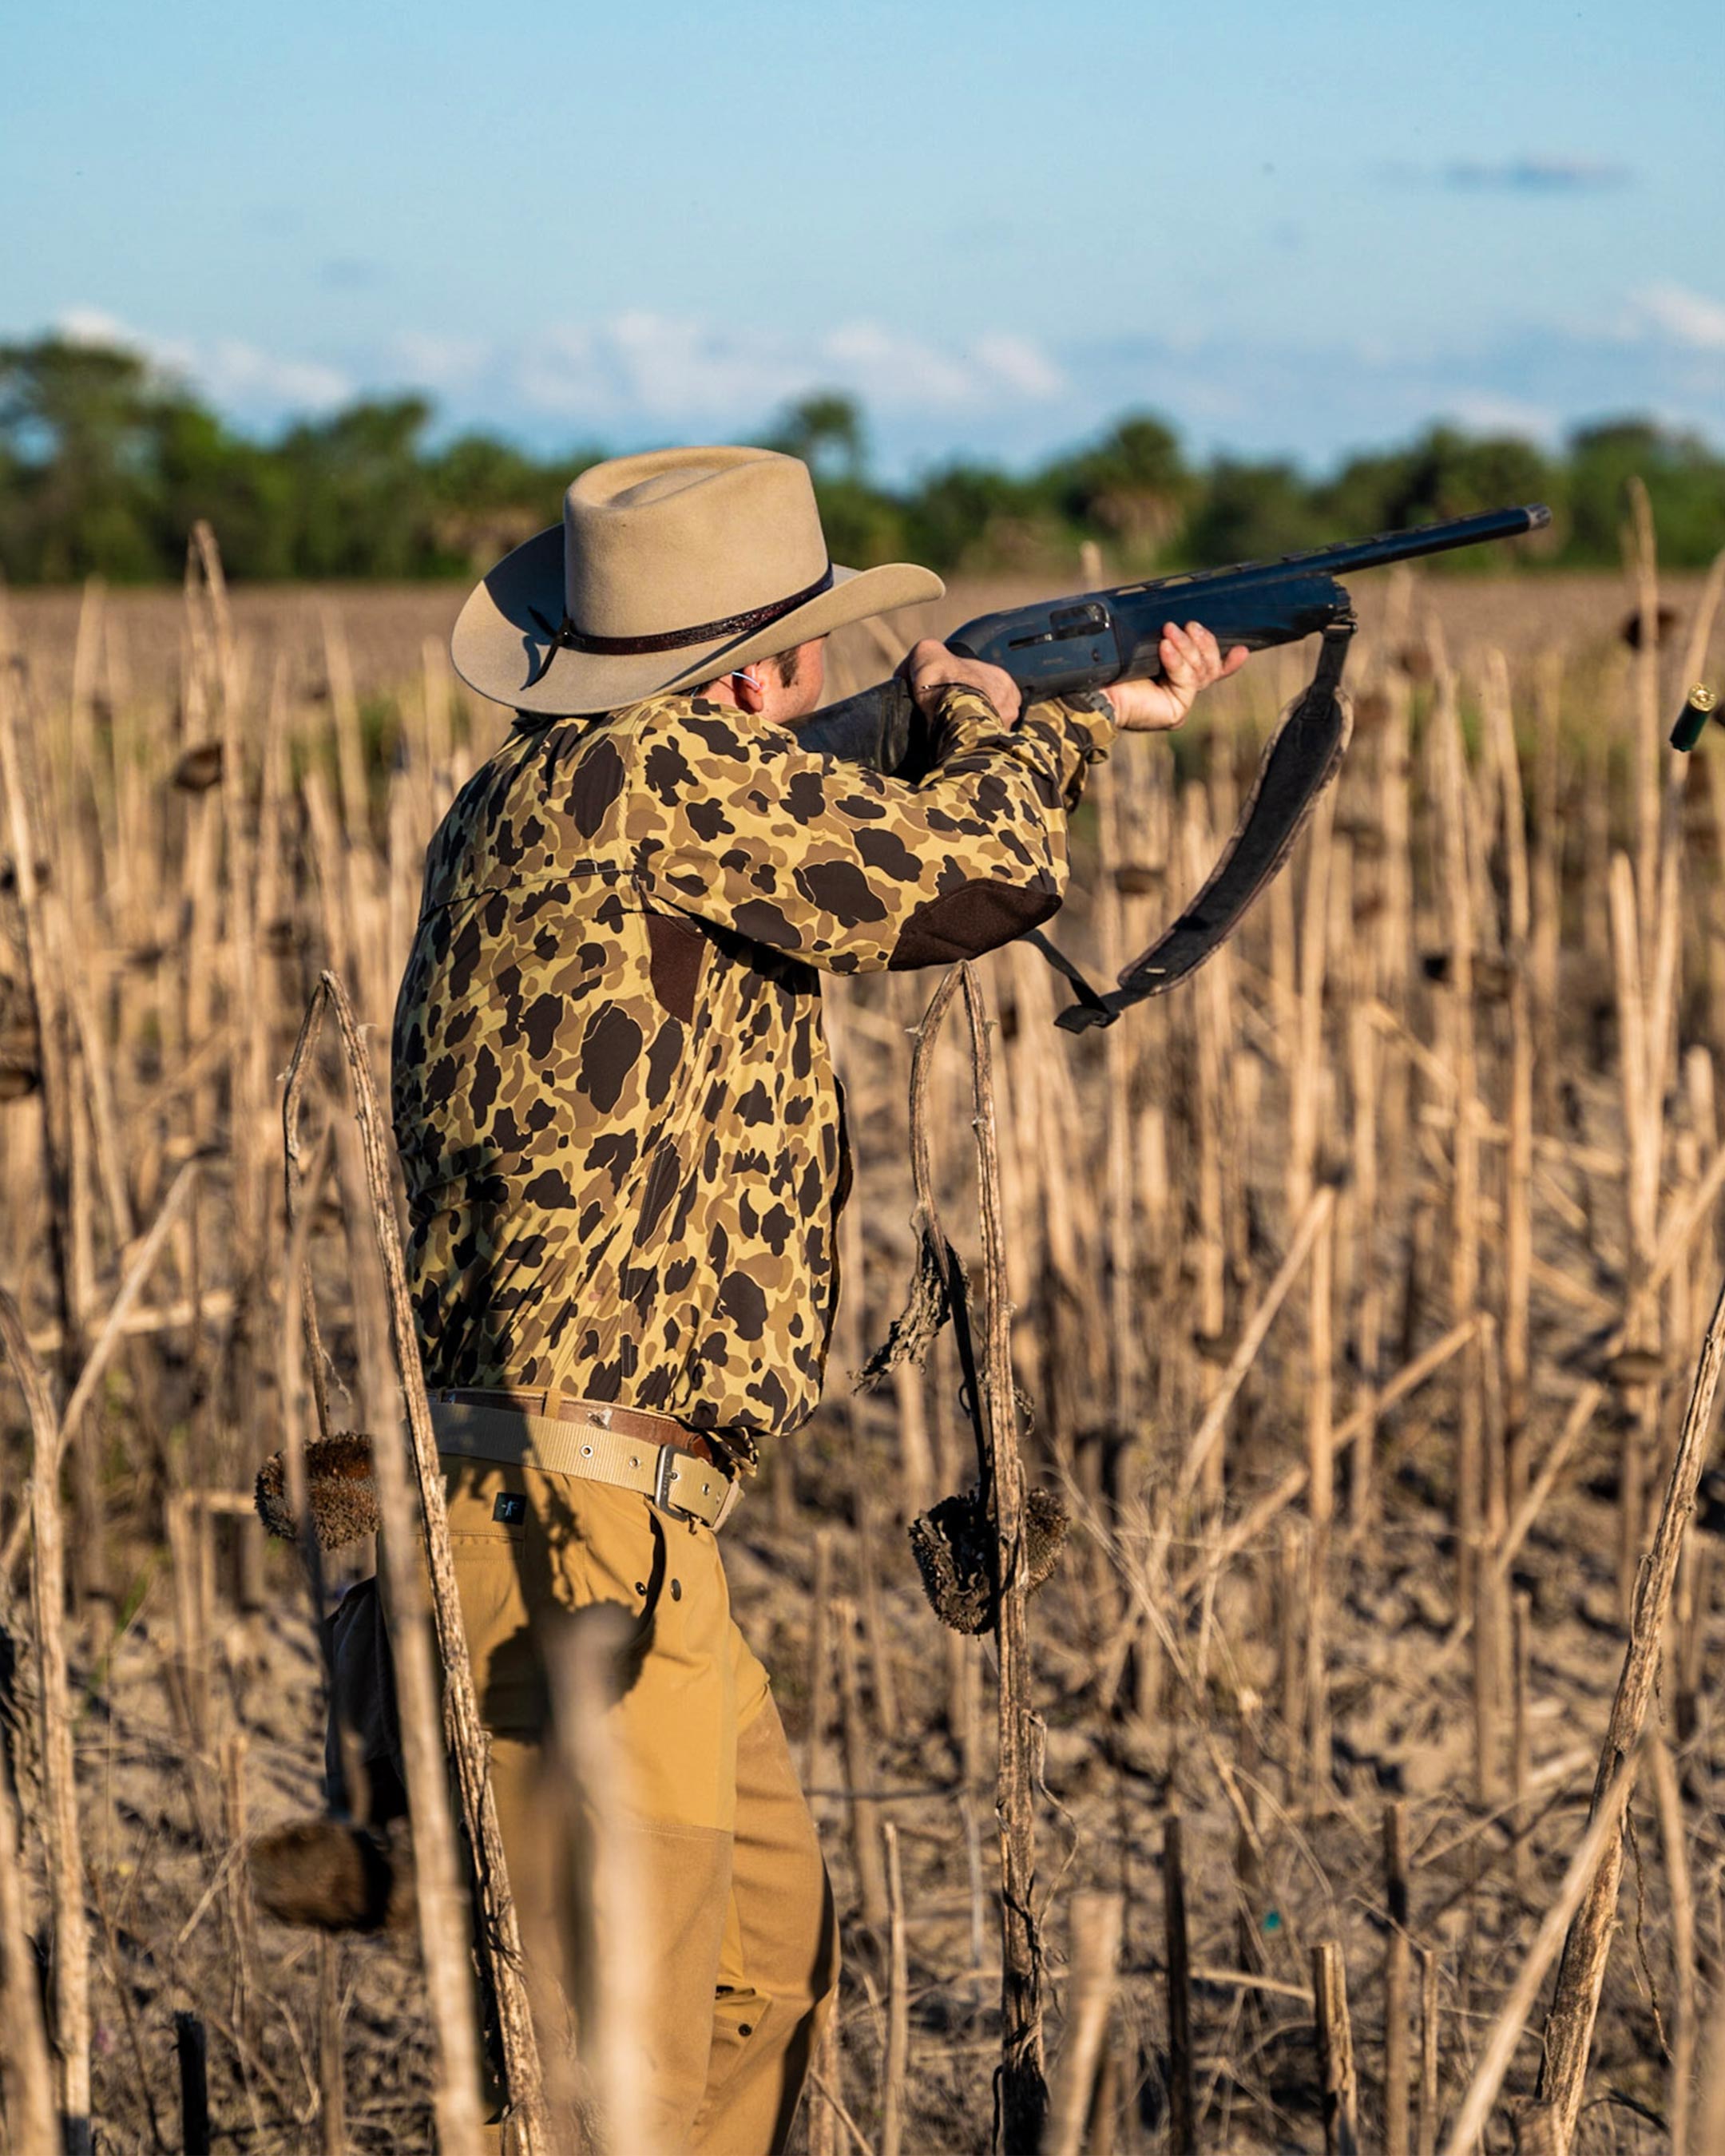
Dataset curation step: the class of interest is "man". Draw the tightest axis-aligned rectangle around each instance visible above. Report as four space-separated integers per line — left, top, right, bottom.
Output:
391 445 1242 2152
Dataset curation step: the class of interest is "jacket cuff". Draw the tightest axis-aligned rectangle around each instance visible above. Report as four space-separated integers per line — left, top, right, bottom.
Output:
923 681 1008 753
1041 692 1117 763
1018 693 1116 807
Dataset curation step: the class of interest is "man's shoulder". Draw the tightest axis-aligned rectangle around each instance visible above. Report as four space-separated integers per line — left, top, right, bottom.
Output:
604 694 799 785
612 692 765 746
419 713 639 896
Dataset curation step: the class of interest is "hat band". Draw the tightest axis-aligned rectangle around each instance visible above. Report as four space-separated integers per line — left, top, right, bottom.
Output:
540 563 835 658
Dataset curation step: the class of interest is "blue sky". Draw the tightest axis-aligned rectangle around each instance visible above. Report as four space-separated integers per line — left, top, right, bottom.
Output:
5 0 1723 477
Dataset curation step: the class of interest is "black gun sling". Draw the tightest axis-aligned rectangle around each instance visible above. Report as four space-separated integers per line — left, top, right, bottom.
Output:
799 618 1355 1032
1046 618 1355 1028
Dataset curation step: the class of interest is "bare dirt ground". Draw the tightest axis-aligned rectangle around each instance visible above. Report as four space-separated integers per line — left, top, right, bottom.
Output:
25 1017 1722 2154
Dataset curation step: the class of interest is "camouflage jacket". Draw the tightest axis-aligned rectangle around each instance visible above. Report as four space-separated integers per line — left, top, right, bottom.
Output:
391 685 1115 1467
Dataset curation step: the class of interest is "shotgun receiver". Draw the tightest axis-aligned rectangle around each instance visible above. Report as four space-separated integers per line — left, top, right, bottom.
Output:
799 502 1549 1028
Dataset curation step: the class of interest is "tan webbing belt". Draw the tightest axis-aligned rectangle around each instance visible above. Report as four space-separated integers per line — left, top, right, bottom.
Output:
430 1399 740 1532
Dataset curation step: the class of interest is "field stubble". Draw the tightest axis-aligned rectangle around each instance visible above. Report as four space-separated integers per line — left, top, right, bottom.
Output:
3 526 1725 2154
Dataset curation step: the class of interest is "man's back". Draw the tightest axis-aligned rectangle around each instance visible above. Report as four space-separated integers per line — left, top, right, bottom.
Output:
391 683 1110 1463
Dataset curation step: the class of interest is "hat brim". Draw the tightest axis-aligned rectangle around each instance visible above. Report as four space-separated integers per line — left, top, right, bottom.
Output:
450 523 945 715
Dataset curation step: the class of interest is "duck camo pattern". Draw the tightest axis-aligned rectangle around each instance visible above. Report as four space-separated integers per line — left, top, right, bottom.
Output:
391 684 1114 1468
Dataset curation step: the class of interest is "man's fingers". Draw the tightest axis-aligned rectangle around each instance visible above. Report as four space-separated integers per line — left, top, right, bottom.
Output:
1160 622 1203 684
904 639 1021 721
1161 621 1242 689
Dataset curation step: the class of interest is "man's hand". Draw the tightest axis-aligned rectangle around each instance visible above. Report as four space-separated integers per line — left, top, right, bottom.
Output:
1104 622 1247 732
902 638 1022 724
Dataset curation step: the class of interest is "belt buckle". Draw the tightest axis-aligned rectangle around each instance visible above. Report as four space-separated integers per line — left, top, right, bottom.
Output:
650 1441 732 1528
652 1442 692 1521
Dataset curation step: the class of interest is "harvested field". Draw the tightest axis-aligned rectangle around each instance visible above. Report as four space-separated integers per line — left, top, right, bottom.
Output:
4 527 1725 2154
2 569 1715 714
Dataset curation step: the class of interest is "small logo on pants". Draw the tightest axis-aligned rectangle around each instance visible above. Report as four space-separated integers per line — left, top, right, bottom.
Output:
493 1492 527 1525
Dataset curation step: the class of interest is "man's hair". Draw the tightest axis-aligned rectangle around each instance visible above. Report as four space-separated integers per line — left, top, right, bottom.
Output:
697 644 800 697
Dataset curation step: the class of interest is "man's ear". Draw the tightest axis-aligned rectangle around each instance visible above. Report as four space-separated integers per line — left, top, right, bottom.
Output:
732 669 767 713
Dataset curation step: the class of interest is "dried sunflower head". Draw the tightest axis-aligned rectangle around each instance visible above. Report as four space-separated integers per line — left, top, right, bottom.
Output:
248 1818 412 1932
254 1432 379 1551
907 1484 1069 1635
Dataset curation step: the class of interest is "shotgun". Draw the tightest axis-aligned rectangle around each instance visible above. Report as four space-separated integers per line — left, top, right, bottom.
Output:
800 503 1549 1028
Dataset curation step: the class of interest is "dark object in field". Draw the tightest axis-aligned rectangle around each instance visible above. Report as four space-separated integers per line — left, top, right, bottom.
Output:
1620 602 1679 651
254 1431 379 1549
909 1484 1069 1635
1350 686 1394 731
1421 949 1517 1002
1695 1465 1725 1539
1671 684 1718 753
171 740 224 792
0 1057 40 1101
248 1818 414 1932
0 854 51 894
1334 813 1388 859
248 1571 411 1934
801 504 1549 1030
174 2013 209 2156
1602 1346 1666 1389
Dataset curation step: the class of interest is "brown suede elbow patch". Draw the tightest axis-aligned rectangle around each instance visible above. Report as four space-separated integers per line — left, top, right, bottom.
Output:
889 880 1061 969
647 914 707 1021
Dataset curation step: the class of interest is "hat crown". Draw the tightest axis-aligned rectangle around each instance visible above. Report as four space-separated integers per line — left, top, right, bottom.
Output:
563 446 827 640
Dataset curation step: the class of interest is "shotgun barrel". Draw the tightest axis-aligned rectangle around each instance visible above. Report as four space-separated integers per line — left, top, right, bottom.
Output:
798 502 1551 770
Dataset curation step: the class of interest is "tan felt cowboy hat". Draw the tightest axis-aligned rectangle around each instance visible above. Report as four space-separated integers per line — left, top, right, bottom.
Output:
451 445 944 714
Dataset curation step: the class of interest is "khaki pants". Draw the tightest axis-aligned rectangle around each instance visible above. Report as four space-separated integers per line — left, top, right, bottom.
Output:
443 1452 836 2156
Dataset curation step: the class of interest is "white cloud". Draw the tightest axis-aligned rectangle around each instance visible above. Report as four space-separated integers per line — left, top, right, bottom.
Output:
494 314 1066 425
32 291 1724 474
505 315 783 421
199 340 350 410
1631 283 1725 352
53 306 351 414
970 335 1065 398
40 303 1072 441
1439 391 1560 442
816 323 978 406
607 312 803 417
58 306 132 347
387 331 490 392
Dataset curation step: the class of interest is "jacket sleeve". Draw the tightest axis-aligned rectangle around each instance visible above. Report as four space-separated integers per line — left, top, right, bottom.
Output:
626 688 1116 974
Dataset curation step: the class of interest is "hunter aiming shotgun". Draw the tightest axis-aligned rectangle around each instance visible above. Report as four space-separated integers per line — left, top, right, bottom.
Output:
800 501 1552 1030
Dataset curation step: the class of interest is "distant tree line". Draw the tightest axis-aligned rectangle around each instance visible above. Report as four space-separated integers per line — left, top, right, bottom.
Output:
2 335 1723 586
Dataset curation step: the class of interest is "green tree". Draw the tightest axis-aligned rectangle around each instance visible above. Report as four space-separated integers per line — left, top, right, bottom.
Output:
424 434 585 573
1321 425 1555 557
767 391 867 482
1045 412 1197 565
1180 458 1327 567
902 462 1054 574
0 337 167 579
763 392 907 565
1564 419 1725 568
149 397 295 579
276 398 443 578
4 331 1722 589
